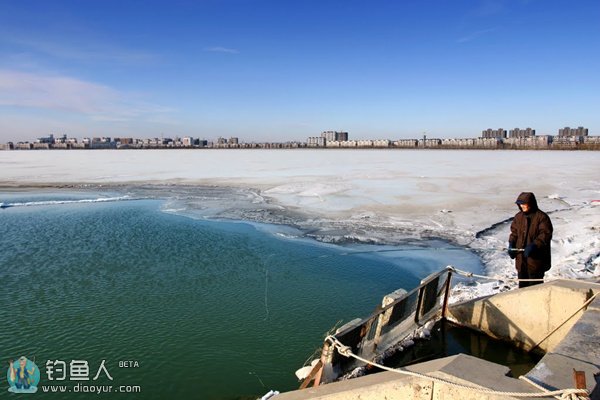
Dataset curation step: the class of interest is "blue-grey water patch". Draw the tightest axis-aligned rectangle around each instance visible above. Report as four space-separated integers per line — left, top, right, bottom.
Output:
0 190 483 399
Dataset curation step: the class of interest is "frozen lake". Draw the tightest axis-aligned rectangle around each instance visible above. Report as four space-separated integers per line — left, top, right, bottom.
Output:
1 149 599 293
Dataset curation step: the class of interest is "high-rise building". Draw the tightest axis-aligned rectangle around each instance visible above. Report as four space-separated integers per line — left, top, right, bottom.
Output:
481 128 507 138
509 128 536 138
558 126 588 137
321 131 336 141
337 131 348 141
320 131 349 142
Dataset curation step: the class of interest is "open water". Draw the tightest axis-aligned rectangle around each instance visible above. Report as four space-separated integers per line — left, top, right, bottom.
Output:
0 190 483 399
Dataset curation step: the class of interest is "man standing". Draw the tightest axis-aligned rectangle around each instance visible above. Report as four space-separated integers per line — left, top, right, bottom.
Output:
508 192 553 288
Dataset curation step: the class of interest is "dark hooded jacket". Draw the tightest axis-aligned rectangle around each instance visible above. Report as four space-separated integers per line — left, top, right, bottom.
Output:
509 192 553 274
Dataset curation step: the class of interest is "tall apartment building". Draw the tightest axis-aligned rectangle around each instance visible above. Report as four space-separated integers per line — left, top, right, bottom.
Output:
481 128 507 138
558 126 588 137
320 131 349 142
509 128 535 138
336 131 348 141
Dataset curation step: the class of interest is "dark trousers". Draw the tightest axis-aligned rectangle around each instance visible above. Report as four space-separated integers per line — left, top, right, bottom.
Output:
518 267 545 288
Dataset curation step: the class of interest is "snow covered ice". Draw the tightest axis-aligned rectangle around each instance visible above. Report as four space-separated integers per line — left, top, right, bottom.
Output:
1 149 598 300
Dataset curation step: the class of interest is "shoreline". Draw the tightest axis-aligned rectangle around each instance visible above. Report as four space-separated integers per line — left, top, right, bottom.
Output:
4 142 600 151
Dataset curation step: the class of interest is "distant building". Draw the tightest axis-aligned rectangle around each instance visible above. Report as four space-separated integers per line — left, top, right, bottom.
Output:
37 134 55 144
582 136 600 147
509 128 535 138
321 131 336 141
481 128 507 139
552 135 582 147
506 135 552 149
419 135 442 148
71 141 87 149
53 134 68 144
115 137 133 145
340 140 357 148
357 139 374 147
307 137 326 147
90 137 116 149
475 137 502 148
442 138 476 148
229 137 239 145
373 139 391 148
15 142 33 150
394 139 419 148
320 131 349 142
558 126 588 137
182 137 194 147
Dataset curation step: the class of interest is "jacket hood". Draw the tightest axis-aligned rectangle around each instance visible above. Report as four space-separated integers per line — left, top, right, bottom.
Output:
515 192 538 212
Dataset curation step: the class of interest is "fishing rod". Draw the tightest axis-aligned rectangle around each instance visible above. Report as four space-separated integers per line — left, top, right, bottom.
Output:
333 247 467 256
325 246 524 257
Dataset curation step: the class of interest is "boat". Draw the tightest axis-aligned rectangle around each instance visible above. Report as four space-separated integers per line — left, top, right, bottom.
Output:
274 266 599 399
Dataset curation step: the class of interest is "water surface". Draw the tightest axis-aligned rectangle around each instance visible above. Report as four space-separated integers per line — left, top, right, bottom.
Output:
0 191 483 399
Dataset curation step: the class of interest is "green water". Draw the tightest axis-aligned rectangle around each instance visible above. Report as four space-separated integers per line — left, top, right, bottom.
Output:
0 195 483 399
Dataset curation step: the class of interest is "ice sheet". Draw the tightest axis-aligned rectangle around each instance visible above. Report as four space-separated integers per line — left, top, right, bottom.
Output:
2 149 598 299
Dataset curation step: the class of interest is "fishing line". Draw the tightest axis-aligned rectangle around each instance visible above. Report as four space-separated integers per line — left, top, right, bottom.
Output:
262 253 275 321
263 268 269 321
249 371 266 388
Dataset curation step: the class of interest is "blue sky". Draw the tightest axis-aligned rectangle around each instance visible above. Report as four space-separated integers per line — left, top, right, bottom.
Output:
0 0 599 142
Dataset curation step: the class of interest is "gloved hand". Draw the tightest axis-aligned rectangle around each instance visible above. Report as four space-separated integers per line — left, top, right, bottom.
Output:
524 243 536 258
507 242 517 259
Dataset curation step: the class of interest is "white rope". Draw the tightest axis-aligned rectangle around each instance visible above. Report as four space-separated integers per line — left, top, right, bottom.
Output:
518 375 571 400
530 291 598 351
325 335 589 399
451 267 549 283
450 265 598 356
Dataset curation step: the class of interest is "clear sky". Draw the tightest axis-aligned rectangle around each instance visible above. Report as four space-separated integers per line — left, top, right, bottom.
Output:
0 0 599 142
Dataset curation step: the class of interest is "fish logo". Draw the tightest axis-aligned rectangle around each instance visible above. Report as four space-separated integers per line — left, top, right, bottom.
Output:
7 356 40 393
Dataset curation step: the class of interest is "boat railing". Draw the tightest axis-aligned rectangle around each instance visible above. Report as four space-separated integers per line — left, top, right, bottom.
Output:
300 267 454 388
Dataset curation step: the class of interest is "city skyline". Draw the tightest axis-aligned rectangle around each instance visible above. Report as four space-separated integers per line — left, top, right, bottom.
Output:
1 0 599 143
4 124 594 145
3 124 597 151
